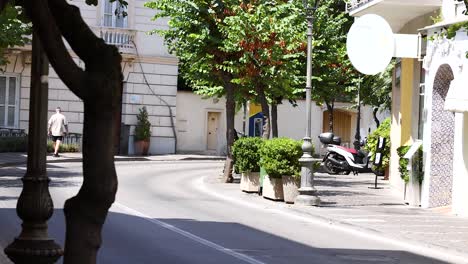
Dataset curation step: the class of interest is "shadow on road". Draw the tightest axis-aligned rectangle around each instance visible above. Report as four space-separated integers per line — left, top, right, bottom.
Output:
0 165 82 188
0 208 453 264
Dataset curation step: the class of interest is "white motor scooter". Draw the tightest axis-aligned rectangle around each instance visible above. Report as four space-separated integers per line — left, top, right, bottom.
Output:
319 132 371 175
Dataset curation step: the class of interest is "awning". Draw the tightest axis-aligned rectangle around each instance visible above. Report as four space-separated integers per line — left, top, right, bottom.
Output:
444 77 468 113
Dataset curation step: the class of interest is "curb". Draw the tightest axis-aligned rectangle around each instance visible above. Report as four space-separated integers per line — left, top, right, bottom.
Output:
0 156 225 168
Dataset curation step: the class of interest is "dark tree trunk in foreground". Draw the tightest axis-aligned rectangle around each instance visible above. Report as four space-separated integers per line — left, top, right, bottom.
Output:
271 97 282 138
373 107 380 127
271 103 278 138
257 85 270 139
326 101 334 132
23 0 122 263
223 77 236 183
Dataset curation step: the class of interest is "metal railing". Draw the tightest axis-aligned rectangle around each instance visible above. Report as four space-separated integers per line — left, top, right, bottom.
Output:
92 27 137 54
0 127 26 137
345 0 374 13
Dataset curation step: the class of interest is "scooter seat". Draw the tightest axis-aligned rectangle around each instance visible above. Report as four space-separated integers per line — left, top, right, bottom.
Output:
336 145 358 155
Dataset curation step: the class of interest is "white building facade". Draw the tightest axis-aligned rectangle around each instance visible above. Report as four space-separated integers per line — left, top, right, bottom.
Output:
176 91 388 156
421 14 468 215
0 0 178 154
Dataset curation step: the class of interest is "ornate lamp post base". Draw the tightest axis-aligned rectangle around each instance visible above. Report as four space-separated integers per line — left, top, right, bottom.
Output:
295 155 320 206
5 239 62 264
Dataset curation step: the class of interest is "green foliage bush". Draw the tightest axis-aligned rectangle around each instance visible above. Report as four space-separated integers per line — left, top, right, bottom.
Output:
232 137 263 173
47 142 80 153
0 136 27 152
135 107 152 141
365 117 391 170
397 145 411 183
397 145 424 184
259 138 303 178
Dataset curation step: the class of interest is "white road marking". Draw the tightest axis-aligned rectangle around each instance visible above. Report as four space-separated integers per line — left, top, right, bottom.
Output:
343 218 386 223
114 202 267 264
195 176 468 264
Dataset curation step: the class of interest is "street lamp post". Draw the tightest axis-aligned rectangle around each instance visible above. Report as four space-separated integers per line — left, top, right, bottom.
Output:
4 32 63 264
353 80 362 151
295 0 320 206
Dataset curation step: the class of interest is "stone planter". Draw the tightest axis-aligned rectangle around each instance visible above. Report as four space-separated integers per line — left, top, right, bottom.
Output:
262 175 284 201
282 175 300 203
134 140 150 155
240 172 260 193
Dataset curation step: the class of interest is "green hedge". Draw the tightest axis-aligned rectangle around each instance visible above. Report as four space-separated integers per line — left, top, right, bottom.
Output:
0 136 27 152
232 137 263 173
259 138 303 178
47 141 80 153
365 117 391 170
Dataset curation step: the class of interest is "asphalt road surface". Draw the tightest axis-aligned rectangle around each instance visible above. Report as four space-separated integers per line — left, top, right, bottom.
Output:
0 161 458 264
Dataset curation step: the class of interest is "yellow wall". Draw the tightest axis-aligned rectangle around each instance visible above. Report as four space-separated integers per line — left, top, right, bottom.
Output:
249 103 262 117
400 58 415 145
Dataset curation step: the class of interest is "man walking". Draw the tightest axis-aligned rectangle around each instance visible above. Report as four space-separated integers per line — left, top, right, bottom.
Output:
48 107 68 157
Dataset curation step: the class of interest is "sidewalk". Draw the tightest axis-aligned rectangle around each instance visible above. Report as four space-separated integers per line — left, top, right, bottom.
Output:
0 152 225 167
203 171 468 263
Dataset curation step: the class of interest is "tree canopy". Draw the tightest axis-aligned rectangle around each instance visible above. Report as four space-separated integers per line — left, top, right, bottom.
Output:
0 5 30 65
311 0 358 108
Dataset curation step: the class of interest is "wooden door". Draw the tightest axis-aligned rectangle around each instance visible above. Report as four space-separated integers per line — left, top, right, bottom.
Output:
207 112 220 150
322 110 352 145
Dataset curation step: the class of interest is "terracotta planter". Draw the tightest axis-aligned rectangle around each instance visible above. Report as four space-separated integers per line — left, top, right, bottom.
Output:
240 172 260 193
134 140 150 155
282 175 300 204
262 175 284 201
384 167 390 180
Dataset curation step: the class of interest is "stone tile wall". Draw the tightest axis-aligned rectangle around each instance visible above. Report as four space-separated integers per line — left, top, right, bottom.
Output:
428 64 455 207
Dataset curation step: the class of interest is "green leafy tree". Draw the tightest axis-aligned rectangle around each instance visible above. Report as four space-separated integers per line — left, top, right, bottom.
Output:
145 0 244 182
312 0 359 132
0 5 30 65
221 0 306 139
360 62 393 127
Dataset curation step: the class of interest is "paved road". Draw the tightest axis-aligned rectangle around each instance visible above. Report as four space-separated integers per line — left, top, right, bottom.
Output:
0 161 457 263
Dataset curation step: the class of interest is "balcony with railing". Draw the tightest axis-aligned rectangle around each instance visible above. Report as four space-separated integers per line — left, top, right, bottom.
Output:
92 27 137 55
346 0 442 32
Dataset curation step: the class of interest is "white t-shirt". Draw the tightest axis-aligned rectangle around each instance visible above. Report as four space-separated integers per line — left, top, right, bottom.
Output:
48 113 68 136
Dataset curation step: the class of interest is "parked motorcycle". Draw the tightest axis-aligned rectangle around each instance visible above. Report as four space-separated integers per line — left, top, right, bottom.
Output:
319 132 371 175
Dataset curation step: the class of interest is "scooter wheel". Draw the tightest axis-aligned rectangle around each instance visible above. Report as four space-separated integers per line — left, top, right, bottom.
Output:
324 160 339 175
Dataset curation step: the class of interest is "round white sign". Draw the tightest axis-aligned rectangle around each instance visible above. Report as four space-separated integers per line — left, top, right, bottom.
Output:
346 14 394 75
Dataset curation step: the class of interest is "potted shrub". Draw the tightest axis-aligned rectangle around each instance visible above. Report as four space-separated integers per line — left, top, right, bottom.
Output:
232 137 263 193
134 106 152 155
397 144 423 205
260 138 302 202
365 117 391 178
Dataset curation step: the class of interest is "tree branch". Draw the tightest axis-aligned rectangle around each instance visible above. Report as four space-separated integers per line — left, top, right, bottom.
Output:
48 0 112 67
23 0 86 98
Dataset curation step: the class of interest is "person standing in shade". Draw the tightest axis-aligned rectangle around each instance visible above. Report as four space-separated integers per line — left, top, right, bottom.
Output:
48 107 68 157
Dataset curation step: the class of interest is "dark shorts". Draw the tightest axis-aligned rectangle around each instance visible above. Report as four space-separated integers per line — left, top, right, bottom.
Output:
52 136 63 142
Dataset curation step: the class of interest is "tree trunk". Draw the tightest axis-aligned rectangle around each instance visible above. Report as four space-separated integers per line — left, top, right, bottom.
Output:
326 101 334 132
271 103 278 138
373 107 380 127
24 1 122 263
257 85 270 139
222 77 236 183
